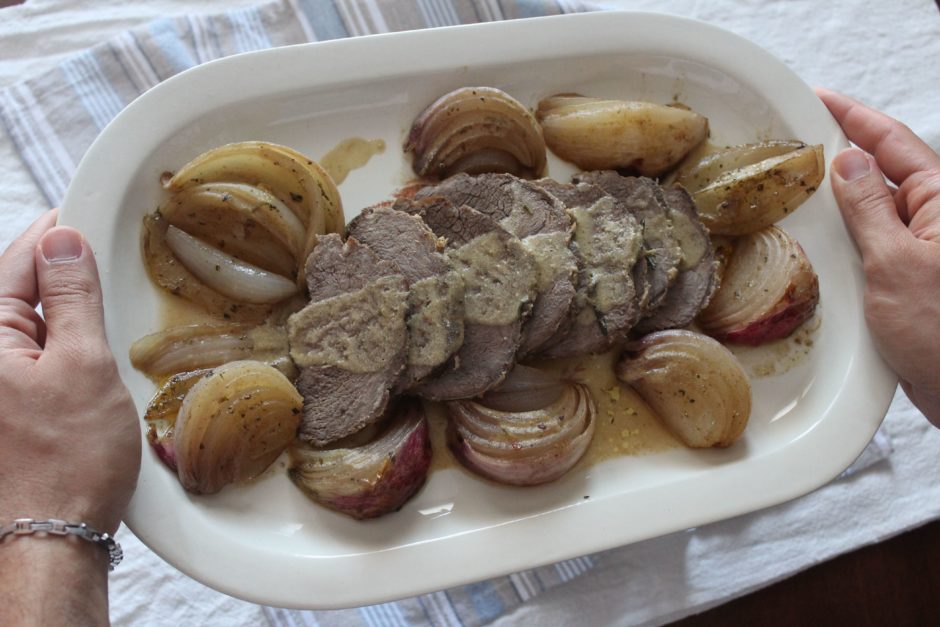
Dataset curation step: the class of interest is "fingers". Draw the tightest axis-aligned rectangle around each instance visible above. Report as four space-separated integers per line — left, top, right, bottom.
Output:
0 209 58 305
816 88 940 187
830 148 910 264
33 227 108 358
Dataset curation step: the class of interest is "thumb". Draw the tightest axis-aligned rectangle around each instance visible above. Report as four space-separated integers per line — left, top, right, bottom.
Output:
34 227 107 354
830 148 910 264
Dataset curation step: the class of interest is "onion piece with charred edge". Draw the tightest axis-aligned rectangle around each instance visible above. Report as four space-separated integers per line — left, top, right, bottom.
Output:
175 361 303 495
616 330 751 448
536 95 708 176
144 369 211 472
405 86 547 180
697 226 819 345
288 399 432 520
447 379 596 486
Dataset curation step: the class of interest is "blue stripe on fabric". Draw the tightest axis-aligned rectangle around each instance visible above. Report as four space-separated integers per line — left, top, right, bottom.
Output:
59 52 124 130
441 590 467 627
146 18 198 76
516 0 552 18
466 581 505 624
227 6 272 53
295 0 349 40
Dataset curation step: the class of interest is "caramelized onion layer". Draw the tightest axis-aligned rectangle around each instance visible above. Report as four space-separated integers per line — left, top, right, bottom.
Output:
175 361 302 494
288 399 431 519
617 330 750 448
447 381 596 486
536 95 708 176
698 226 819 345
406 86 547 180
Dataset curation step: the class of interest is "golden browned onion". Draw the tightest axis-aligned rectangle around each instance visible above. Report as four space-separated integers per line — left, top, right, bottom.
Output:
405 86 547 180
447 378 596 486
616 330 751 448
129 322 295 380
698 226 819 345
669 141 825 236
165 142 331 234
175 361 302 495
536 95 708 176
160 182 305 277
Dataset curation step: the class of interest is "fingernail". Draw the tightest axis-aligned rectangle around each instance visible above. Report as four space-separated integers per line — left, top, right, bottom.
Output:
40 227 84 263
834 149 871 181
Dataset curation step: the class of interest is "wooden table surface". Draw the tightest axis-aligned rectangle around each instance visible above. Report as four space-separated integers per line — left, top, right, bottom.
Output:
2 0 939 624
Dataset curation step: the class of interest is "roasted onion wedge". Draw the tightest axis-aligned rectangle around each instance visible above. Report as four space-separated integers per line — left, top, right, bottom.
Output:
164 141 329 235
160 182 306 276
536 95 708 176
671 141 825 236
288 399 431 520
175 361 302 495
261 143 345 236
447 380 596 486
698 226 819 345
165 226 299 305
143 369 210 471
405 86 547 180
142 213 270 322
617 330 751 448
130 322 294 380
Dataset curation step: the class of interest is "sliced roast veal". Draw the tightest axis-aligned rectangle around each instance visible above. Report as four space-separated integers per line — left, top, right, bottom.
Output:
347 205 464 388
288 235 409 446
416 173 577 356
634 185 719 333
574 171 682 315
535 179 644 357
405 198 539 400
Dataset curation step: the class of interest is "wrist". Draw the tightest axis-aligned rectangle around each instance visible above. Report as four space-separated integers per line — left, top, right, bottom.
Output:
0 529 109 626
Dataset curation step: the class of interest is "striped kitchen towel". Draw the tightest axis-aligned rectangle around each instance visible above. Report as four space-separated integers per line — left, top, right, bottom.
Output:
0 0 587 207
0 1 600 626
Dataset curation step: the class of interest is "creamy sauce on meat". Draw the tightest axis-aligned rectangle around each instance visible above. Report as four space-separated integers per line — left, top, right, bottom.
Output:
287 276 407 373
407 274 464 367
447 232 537 325
670 211 708 270
571 198 643 314
523 231 577 291
320 137 386 185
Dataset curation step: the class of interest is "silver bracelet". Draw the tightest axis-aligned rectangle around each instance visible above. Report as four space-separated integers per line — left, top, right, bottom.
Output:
0 518 123 571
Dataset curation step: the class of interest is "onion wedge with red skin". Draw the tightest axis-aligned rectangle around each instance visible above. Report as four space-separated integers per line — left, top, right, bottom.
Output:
288 399 432 520
174 361 302 495
617 330 751 448
405 86 547 180
447 380 596 486
143 369 211 472
698 226 819 345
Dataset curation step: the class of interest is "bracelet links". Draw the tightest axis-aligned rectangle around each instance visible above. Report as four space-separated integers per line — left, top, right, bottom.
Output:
1 518 123 571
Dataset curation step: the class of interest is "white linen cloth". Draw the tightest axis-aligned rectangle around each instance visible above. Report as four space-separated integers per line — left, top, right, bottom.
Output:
0 1 938 625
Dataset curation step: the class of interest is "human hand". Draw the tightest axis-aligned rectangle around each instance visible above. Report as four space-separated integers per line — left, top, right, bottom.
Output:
0 211 141 534
817 88 940 427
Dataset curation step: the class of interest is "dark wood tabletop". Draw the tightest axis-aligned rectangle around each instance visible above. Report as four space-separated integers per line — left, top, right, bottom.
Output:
675 519 940 625
2 0 939 624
